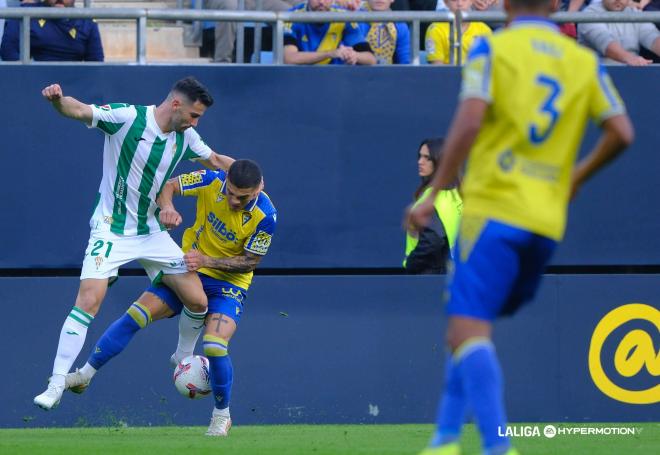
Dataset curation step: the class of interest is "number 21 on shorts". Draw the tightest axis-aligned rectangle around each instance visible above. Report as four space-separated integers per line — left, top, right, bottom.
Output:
90 240 114 258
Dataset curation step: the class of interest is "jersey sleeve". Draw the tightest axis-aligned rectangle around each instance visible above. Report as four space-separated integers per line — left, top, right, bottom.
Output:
283 21 301 48
84 21 104 62
0 19 20 61
90 103 133 134
459 36 493 103
182 128 213 161
342 21 368 48
589 63 626 124
425 23 448 63
178 169 224 197
395 23 411 64
244 212 277 256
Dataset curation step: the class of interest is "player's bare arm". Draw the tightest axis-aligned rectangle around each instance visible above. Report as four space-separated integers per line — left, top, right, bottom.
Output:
571 114 634 198
408 98 487 230
200 152 235 171
157 178 183 229
42 84 93 124
184 250 262 273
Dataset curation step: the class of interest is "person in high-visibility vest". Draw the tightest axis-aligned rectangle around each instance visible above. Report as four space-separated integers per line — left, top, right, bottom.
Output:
404 137 462 274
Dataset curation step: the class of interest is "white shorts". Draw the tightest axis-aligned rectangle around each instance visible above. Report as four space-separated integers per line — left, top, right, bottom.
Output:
80 228 187 282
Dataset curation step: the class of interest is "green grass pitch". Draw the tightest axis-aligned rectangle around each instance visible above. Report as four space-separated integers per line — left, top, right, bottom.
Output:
1 423 658 454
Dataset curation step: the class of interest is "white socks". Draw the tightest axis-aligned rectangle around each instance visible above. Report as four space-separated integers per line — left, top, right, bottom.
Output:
52 307 94 376
213 407 230 417
175 307 207 360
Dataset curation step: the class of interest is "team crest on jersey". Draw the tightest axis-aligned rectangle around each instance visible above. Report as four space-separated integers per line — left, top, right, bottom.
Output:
498 150 515 172
242 213 252 226
216 193 225 203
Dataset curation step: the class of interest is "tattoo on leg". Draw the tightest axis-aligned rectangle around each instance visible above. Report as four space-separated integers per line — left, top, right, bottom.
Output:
210 315 222 332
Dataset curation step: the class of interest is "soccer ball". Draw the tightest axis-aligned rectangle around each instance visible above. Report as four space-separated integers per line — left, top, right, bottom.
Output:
173 355 212 399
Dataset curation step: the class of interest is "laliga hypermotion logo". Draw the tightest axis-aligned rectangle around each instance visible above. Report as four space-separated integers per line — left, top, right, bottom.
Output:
588 303 659 404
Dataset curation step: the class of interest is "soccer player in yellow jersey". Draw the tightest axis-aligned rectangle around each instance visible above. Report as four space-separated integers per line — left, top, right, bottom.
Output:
64 160 276 437
409 0 634 453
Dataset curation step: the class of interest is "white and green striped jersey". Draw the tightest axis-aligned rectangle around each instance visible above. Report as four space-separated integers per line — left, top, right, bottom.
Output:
89 103 213 236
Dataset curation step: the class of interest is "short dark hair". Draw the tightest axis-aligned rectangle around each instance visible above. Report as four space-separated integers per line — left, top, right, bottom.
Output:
228 159 263 189
171 76 214 107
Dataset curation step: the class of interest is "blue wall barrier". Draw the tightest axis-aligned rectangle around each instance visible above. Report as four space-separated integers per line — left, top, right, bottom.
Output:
1 275 657 427
1 66 660 269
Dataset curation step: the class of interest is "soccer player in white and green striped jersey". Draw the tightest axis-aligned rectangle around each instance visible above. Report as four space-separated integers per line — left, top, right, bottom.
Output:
34 77 234 410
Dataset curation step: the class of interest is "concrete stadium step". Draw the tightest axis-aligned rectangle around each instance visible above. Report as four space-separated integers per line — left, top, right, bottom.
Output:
73 1 206 62
99 22 204 62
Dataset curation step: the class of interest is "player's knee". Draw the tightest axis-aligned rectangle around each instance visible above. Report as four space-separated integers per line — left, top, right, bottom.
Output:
446 325 480 352
446 328 465 352
185 301 207 313
126 301 153 329
203 334 229 357
182 291 208 313
75 290 103 316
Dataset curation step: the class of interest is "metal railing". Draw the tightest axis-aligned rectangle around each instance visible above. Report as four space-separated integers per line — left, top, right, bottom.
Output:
1 8 659 65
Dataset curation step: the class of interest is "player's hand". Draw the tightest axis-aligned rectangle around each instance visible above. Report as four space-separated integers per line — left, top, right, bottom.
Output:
42 84 63 102
159 206 182 229
184 249 207 271
406 198 436 232
570 168 584 201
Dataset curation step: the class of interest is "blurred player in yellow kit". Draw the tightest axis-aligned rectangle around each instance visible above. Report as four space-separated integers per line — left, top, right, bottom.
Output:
409 0 634 452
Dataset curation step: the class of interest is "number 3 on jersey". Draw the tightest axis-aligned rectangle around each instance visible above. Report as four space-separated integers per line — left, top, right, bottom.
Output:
529 74 562 145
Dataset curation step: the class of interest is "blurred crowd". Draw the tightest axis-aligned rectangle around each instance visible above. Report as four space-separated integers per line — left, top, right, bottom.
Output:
1 0 659 64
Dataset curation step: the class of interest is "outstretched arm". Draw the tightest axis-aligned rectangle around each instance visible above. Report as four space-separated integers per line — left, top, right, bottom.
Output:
42 84 93 124
571 114 634 198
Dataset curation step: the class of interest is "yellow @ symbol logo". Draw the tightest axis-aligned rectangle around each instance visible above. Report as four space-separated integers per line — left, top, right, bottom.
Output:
588 303 660 404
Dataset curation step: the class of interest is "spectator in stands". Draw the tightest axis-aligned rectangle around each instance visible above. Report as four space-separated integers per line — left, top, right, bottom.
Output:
579 0 660 65
283 0 376 64
641 0 660 61
552 0 578 39
0 0 103 61
359 0 411 64
472 0 501 10
404 138 462 275
425 0 491 64
0 0 7 59
205 0 297 63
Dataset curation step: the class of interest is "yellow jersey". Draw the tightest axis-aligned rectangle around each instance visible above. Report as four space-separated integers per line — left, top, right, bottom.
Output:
425 21 492 65
177 169 277 289
459 17 625 240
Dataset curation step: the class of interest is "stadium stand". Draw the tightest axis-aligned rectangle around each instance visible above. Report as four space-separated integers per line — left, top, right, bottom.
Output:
78 0 206 61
